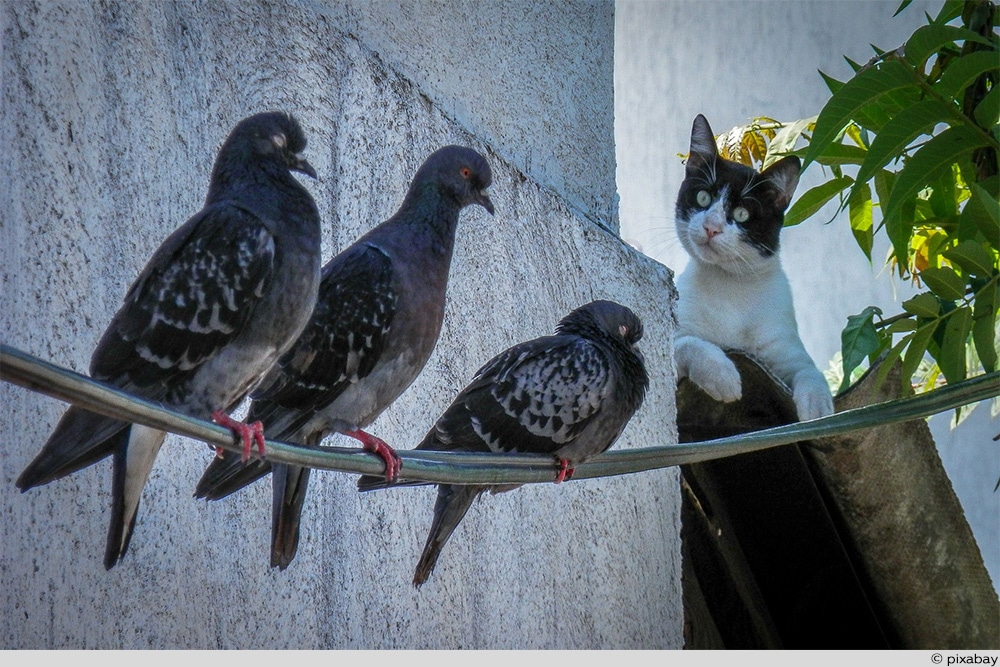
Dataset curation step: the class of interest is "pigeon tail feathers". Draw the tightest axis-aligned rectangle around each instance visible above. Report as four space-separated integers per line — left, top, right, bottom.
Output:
16 407 130 491
270 463 311 570
413 483 485 587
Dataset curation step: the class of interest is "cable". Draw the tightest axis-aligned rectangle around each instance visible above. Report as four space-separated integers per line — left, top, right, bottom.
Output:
2 343 998 485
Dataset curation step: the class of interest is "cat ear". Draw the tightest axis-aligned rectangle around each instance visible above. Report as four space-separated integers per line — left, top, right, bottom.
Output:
762 156 801 211
689 114 718 160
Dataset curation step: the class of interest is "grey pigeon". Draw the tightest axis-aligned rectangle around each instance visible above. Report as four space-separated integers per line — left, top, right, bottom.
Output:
194 145 494 571
358 299 649 587
16 111 323 570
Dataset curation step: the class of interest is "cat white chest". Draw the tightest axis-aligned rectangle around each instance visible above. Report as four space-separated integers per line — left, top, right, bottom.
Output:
676 261 796 352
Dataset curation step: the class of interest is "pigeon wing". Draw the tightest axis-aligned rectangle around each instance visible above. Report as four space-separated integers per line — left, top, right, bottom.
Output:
91 202 276 394
421 335 612 456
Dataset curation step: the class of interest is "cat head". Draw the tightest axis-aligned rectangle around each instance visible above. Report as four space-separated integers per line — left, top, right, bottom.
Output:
675 114 800 275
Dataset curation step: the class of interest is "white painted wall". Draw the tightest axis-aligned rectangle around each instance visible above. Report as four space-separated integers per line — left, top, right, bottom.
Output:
615 0 999 592
0 0 682 649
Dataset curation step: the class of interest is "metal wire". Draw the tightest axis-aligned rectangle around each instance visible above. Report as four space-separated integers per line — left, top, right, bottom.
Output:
2 342 998 485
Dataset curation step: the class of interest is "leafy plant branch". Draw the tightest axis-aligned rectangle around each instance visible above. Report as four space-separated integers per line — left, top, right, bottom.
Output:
717 0 998 413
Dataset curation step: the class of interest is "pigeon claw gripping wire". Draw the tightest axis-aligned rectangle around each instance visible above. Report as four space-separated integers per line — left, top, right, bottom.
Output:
212 410 266 462
554 458 575 484
346 428 401 483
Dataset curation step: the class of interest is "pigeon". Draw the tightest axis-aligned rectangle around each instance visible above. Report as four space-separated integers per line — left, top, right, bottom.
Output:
16 111 323 570
358 299 649 587
194 145 495 571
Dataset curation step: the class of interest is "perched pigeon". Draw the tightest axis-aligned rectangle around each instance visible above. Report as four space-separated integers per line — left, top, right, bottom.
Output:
358 300 649 587
194 145 495 571
16 111 323 570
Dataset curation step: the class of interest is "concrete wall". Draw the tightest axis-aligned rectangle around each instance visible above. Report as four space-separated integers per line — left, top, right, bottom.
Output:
0 0 682 649
615 0 999 594
324 0 621 232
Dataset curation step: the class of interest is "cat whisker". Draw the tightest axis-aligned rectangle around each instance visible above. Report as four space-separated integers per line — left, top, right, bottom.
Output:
741 177 769 199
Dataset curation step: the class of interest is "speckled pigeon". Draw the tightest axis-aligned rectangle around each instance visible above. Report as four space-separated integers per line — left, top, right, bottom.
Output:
358 299 649 587
194 145 495 571
16 111 323 570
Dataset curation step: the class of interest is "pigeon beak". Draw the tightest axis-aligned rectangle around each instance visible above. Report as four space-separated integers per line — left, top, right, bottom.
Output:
476 190 495 216
292 155 318 180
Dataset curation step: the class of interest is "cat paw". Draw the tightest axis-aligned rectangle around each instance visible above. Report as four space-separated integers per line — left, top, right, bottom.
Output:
792 371 834 421
682 346 742 403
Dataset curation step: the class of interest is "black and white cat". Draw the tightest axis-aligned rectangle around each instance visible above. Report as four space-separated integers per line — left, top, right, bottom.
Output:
673 114 833 421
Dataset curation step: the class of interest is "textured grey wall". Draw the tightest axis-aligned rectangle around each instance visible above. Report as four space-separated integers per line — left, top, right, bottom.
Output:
614 0 999 594
324 0 621 232
0 0 681 649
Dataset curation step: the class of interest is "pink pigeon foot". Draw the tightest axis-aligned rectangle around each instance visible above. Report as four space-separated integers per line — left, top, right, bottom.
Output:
345 429 401 482
554 458 575 484
211 410 266 462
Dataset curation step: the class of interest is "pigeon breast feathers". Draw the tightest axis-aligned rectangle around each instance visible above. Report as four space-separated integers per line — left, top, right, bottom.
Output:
248 243 396 437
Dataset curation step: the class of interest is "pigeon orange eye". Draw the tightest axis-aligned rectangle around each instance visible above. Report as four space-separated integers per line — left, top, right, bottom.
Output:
460 167 471 179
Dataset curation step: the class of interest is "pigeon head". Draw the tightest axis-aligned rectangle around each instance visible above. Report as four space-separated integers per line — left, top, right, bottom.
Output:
558 300 648 409
213 111 317 183
557 300 644 348
413 145 495 215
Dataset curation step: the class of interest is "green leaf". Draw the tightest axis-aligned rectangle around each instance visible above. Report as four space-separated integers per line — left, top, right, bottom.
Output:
818 69 844 96
893 0 913 17
920 266 967 300
883 317 917 334
974 86 999 127
928 165 959 219
875 337 909 392
933 0 965 24
845 56 866 74
900 323 935 390
903 292 942 317
853 100 951 192
943 240 997 276
972 280 998 372
887 198 917 272
882 126 986 224
849 182 874 260
937 306 973 383
813 143 869 167
874 168 896 206
804 60 918 168
964 183 1000 249
933 51 1000 100
784 176 853 227
879 84 924 119
840 306 884 392
886 318 918 334
904 25 993 69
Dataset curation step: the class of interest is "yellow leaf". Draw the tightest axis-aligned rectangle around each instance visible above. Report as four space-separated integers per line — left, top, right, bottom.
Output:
845 122 867 148
744 132 769 165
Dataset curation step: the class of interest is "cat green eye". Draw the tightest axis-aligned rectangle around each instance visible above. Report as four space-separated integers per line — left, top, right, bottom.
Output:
733 206 750 223
695 190 711 207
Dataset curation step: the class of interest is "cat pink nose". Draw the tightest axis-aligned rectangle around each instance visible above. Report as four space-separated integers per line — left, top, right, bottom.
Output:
704 225 723 239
